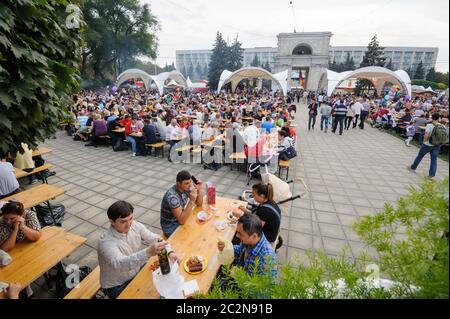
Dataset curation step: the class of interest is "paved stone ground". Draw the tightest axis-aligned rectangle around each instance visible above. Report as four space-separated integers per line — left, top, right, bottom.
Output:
27 102 448 298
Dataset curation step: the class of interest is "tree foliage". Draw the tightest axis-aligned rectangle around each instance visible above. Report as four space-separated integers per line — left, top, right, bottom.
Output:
360 35 386 67
201 178 449 299
226 36 244 72
81 0 159 80
208 32 230 91
0 0 84 157
414 61 425 80
250 54 260 68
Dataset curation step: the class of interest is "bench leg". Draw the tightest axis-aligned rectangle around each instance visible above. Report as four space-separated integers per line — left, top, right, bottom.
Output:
286 167 289 180
44 272 53 289
46 201 59 226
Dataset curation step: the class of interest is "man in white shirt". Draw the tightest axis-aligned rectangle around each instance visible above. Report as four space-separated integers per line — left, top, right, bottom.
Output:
166 119 181 162
242 120 262 148
351 99 364 129
98 201 180 299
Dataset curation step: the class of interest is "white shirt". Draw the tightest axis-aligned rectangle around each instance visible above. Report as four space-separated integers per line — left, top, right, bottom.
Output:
166 124 180 141
97 221 172 289
242 125 261 147
318 95 324 102
352 102 363 115
0 162 19 196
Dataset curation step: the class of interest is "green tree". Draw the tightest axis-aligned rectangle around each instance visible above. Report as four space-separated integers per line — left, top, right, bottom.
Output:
426 67 438 82
360 35 386 67
385 59 394 71
343 52 356 71
208 32 228 91
195 63 203 80
81 0 159 80
250 54 260 67
414 61 425 80
406 66 415 80
262 61 271 72
227 36 244 72
0 0 84 157
186 63 194 79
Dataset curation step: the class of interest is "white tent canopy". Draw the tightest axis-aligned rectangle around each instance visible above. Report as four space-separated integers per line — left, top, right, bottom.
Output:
116 69 188 95
326 66 412 97
217 67 289 95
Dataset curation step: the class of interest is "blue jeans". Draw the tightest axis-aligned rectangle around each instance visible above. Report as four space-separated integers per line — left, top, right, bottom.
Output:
127 136 137 153
411 144 441 177
103 279 132 299
320 115 329 131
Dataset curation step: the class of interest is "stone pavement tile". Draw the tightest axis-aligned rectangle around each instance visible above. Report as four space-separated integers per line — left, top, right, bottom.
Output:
101 186 122 197
127 193 147 204
311 192 332 202
70 222 97 238
375 185 394 194
308 185 328 193
290 218 312 234
354 206 377 217
76 205 103 220
113 190 135 201
288 231 312 250
67 201 91 214
60 196 79 208
77 250 99 269
313 236 324 252
362 191 385 200
66 187 87 197
322 237 349 256
280 217 290 230
381 193 400 202
75 190 98 201
342 226 363 242
286 248 310 266
318 223 346 240
326 187 347 196
290 207 312 220
368 199 388 209
312 200 335 213
136 212 159 227
350 197 372 207
333 204 357 215
315 211 340 225
63 244 94 266
85 194 108 206
89 211 109 227
62 215 85 231
276 246 288 264
84 180 102 189
138 197 160 209
85 228 105 249
96 197 119 210
337 214 359 227
330 194 350 204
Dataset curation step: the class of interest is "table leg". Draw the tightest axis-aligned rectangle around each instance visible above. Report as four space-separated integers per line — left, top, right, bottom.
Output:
46 201 59 226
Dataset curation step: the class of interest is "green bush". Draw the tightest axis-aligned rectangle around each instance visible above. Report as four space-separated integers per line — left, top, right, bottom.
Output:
411 79 448 91
202 178 449 299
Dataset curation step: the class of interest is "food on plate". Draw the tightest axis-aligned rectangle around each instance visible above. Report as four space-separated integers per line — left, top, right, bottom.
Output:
215 220 227 231
186 256 203 272
197 211 208 221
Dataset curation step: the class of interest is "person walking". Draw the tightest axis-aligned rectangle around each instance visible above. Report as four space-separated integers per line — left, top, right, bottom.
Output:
332 99 347 135
351 98 363 129
307 98 319 131
359 99 370 129
345 103 355 130
319 102 332 133
409 113 447 178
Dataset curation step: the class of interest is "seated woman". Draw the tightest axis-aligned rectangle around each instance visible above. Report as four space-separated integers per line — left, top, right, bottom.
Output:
276 130 295 161
234 183 281 247
0 201 42 252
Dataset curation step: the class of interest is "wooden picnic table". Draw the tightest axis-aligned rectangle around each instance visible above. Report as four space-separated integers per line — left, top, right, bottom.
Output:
0 226 86 299
118 196 246 299
1 184 65 210
32 147 52 157
112 128 125 133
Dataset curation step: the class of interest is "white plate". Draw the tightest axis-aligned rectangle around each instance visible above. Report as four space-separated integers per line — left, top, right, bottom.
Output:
215 220 227 231
197 211 208 221
209 205 218 211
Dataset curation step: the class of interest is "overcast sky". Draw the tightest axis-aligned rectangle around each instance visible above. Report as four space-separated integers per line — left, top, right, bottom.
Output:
144 0 449 72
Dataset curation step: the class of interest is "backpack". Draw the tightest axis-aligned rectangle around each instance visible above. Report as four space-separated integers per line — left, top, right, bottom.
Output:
112 138 129 152
430 124 448 146
278 139 297 161
55 264 92 299
35 202 65 227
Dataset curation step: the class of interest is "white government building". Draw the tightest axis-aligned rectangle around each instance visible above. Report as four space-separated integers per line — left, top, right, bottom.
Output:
176 32 438 91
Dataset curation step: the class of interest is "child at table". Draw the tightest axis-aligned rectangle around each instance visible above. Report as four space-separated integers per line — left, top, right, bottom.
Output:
405 121 416 147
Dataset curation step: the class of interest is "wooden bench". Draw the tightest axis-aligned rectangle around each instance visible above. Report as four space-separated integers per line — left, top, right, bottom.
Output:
145 141 167 158
278 160 290 180
64 266 101 299
15 163 54 183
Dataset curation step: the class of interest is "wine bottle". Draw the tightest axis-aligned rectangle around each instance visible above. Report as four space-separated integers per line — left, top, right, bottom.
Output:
157 240 171 275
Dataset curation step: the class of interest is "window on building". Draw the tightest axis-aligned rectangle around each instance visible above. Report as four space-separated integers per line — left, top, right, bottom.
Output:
292 45 312 55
